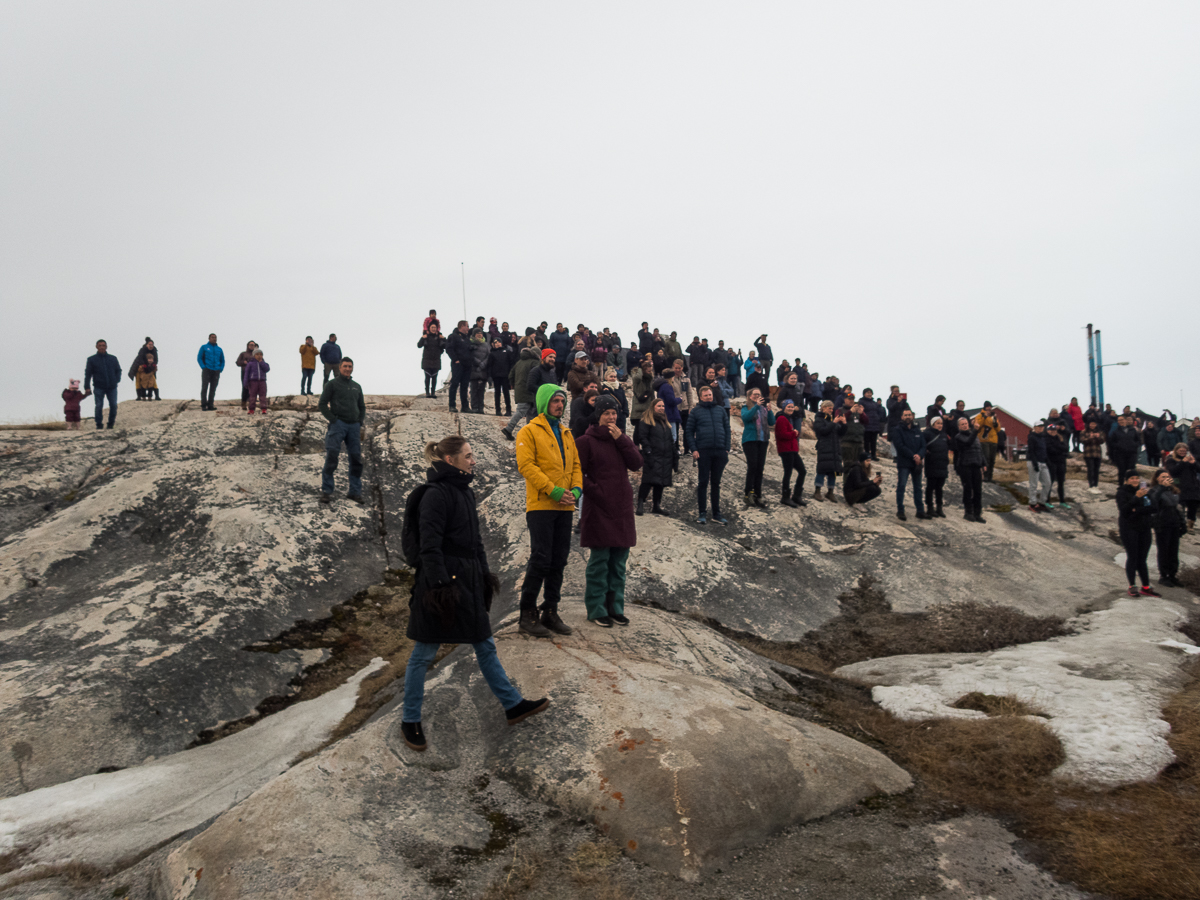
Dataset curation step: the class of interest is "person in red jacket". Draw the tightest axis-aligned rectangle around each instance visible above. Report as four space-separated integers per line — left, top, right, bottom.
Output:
1067 397 1085 451
775 399 808 508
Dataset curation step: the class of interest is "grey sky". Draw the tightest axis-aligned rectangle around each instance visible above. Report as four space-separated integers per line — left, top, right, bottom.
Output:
3 1 1198 424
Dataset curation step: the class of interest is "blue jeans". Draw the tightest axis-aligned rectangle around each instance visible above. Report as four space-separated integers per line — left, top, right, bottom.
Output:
301 368 314 395
447 361 469 410
93 387 118 427
896 466 925 514
814 472 836 489
322 419 363 495
402 638 521 722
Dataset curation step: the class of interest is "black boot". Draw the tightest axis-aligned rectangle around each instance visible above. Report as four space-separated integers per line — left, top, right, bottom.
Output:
935 505 945 518
782 491 799 508
636 499 645 516
606 592 629 626
792 486 809 507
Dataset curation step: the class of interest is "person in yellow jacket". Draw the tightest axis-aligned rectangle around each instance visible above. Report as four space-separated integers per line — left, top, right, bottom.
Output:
299 336 320 396
972 401 1000 482
515 383 583 637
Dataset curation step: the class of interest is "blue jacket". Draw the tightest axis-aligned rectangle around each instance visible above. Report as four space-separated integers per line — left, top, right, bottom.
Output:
197 343 225 372
658 381 682 424
84 353 122 391
687 401 731 452
715 377 734 410
549 329 573 356
319 341 342 366
889 422 927 469
740 403 776 443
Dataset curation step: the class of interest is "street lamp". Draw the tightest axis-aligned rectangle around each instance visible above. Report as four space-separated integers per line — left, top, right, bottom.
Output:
1096 361 1129 409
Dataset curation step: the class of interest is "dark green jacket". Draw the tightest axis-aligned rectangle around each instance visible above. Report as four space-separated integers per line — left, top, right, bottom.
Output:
319 375 366 424
510 346 540 405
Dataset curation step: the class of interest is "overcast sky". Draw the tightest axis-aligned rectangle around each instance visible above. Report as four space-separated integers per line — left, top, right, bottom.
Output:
3 1 1198 425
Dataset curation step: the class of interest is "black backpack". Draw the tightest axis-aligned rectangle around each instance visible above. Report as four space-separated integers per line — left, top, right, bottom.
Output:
401 483 438 567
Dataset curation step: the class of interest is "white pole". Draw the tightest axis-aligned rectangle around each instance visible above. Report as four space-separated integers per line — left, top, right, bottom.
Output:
461 263 467 322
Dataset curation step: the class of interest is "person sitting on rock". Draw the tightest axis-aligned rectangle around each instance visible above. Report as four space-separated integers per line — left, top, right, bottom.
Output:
317 357 365 505
843 452 883 507
400 435 550 753
515 384 581 638
576 395 643 627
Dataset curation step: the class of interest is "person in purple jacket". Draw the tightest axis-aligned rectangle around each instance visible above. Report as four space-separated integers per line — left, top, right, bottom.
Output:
575 395 643 627
244 349 271 415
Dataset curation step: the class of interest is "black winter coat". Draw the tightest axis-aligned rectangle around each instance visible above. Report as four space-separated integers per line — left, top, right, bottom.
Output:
526 362 559 395
812 413 846 475
407 462 494 644
446 330 475 367
953 428 986 471
1115 483 1154 532
1165 456 1200 501
1045 434 1069 464
1025 431 1048 465
1150 486 1186 530
890 423 927 469
635 420 677 487
860 398 885 433
886 396 912 429
418 333 446 370
1112 426 1141 456
486 346 513 381
922 428 951 478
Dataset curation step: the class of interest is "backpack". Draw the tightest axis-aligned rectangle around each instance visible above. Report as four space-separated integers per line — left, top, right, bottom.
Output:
401 483 454 567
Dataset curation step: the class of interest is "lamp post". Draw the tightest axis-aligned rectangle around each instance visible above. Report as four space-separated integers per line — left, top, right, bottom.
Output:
1096 361 1129 410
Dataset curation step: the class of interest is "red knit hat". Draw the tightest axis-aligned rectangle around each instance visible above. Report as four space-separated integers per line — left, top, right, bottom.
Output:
541 349 556 362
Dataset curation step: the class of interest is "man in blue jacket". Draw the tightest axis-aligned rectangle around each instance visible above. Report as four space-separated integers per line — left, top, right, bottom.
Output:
889 409 928 521
319 334 342 386
84 340 122 429
548 324 573 384
687 384 732 525
197 333 225 411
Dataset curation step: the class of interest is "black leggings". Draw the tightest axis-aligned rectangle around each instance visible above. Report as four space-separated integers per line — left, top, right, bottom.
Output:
1049 460 1067 502
1119 521 1153 587
638 483 664 507
423 368 438 395
960 466 983 516
925 474 946 512
780 452 807 497
864 432 879 459
743 441 767 496
1187 499 1199 524
1085 457 1101 487
1155 526 1181 580
493 381 511 413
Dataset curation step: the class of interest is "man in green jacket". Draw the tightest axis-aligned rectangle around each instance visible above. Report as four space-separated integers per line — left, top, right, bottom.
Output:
318 358 367 504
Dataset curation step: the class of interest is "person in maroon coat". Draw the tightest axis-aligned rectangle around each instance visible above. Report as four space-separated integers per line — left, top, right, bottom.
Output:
575 395 643 627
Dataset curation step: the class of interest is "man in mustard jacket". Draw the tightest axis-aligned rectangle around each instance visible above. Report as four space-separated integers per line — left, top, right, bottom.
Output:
515 383 583 637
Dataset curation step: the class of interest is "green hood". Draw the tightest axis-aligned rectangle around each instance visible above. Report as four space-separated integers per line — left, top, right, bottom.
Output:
536 383 567 418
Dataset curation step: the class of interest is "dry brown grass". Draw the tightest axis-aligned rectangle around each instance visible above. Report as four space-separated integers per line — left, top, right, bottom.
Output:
742 598 1200 900
0 420 67 431
481 846 545 900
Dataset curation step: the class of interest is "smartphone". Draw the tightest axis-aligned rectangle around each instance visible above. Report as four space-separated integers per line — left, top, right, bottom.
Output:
900 393 907 401
1139 479 1149 490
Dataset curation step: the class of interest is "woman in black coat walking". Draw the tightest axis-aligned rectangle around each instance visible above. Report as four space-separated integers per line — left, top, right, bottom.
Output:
922 418 950 518
1115 471 1160 598
634 399 677 515
401 436 548 752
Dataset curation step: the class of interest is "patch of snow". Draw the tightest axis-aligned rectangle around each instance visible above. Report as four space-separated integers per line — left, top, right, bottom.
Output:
837 600 1193 786
0 658 386 881
1157 639 1200 655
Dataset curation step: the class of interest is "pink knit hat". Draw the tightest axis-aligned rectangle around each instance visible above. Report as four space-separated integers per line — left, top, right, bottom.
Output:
69 379 80 390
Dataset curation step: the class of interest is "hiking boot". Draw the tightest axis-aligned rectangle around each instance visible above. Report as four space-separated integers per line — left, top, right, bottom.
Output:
519 611 551 638
825 489 837 502
1139 586 1162 598
591 616 614 628
975 514 987 523
651 505 671 516
636 500 645 516
502 428 514 442
505 697 550 725
812 488 824 502
1126 586 1140 597
782 495 799 508
935 508 945 518
346 493 364 504
400 721 427 752
319 492 332 505
791 491 808 507
896 509 907 521
541 610 573 636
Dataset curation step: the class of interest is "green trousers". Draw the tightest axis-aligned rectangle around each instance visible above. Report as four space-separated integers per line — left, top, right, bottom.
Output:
584 547 630 619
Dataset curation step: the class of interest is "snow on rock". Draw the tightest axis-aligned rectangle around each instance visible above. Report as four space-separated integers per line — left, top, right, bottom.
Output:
836 599 1194 786
0 659 384 884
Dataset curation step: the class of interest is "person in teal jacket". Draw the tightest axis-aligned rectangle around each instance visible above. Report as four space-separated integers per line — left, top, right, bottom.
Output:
197 334 225 411
740 387 775 507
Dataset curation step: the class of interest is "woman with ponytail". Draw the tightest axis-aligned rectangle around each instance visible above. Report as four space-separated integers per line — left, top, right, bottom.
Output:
400 435 549 752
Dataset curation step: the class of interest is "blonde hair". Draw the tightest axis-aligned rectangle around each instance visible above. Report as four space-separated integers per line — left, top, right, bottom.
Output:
641 401 664 427
424 435 469 464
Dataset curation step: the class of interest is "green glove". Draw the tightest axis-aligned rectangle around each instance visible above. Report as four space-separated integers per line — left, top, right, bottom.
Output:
549 487 565 502
571 487 582 501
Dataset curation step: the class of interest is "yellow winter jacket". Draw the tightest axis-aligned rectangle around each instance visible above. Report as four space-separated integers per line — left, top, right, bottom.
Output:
299 344 320 370
973 412 1000 444
516 389 583 511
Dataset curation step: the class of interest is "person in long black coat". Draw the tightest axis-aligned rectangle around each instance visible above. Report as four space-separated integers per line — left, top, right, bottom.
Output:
401 437 549 752
811 401 846 502
953 419 987 523
922 419 950 518
634 400 677 515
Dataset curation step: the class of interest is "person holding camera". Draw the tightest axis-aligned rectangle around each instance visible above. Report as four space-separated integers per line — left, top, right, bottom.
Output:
740 387 775 507
1164 444 1199 532
1116 471 1160 598
972 402 1001 482
812 400 847 503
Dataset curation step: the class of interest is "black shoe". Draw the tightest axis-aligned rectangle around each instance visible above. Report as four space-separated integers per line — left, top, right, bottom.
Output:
400 721 426 752
782 497 799 508
519 611 551 638
651 506 670 516
609 613 630 625
502 428 514 441
591 616 614 628
916 512 929 520
541 610 573 635
346 493 364 504
505 697 550 725
975 515 987 523
636 500 645 516
319 492 332 505
792 494 809 507
896 509 907 521
935 509 946 518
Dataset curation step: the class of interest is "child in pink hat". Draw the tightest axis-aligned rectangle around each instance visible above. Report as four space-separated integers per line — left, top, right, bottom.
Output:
63 379 89 430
